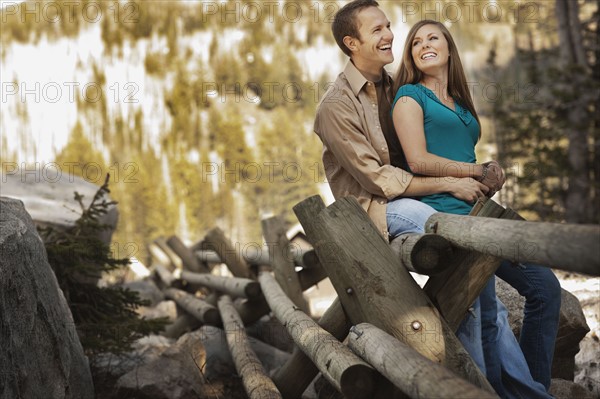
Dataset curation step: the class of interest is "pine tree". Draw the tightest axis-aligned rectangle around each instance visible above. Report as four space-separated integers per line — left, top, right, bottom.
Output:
39 175 167 357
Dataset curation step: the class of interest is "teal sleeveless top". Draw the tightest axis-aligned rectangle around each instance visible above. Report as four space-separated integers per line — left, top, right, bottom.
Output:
392 83 479 215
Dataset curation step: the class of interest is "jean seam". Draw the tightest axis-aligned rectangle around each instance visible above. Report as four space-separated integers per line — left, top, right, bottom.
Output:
387 214 422 231
520 267 545 383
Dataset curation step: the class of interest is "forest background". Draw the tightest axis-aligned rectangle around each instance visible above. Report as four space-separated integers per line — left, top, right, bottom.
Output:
1 0 598 265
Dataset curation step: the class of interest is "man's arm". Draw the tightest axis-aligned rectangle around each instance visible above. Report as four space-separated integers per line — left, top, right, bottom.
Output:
316 95 488 202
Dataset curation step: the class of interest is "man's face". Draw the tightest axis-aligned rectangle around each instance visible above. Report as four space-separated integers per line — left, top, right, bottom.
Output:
351 7 394 74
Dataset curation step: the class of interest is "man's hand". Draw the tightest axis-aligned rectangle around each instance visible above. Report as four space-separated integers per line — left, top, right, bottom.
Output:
447 177 490 203
480 160 506 196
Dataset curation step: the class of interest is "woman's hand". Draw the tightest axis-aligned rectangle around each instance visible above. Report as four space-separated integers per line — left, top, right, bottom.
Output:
479 160 506 196
447 177 490 203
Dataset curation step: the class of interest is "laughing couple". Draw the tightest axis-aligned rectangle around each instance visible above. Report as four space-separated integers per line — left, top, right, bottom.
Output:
314 1 560 397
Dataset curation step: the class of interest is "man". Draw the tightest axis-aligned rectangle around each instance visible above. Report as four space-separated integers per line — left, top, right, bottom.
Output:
314 0 560 397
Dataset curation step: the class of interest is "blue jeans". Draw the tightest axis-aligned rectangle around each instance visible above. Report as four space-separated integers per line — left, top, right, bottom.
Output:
387 198 559 397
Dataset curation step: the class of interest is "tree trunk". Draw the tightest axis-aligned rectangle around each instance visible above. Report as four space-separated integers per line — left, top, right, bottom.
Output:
181 271 262 299
348 323 497 399
424 212 600 276
166 235 209 273
556 0 591 223
163 288 221 325
217 295 282 399
259 272 376 399
204 227 252 278
272 298 351 398
261 216 309 313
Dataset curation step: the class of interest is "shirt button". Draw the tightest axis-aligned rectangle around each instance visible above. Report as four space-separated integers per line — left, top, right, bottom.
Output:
381 147 386 151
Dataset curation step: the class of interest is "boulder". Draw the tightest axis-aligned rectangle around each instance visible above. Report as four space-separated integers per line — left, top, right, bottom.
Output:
115 330 207 399
0 197 94 399
496 278 590 380
549 378 596 399
1 172 118 244
123 279 165 307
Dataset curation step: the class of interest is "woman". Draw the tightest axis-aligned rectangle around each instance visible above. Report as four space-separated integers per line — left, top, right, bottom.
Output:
391 20 557 398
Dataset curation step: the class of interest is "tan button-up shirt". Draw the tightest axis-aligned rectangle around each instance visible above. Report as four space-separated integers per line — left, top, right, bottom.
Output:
314 60 413 241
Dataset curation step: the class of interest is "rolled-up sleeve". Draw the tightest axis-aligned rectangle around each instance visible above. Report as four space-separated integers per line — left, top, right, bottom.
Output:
315 95 412 200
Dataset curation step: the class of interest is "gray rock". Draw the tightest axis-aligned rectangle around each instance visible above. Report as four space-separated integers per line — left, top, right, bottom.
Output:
496 278 590 380
123 279 165 307
1 172 118 244
549 378 596 399
0 197 94 399
116 330 208 399
137 300 178 321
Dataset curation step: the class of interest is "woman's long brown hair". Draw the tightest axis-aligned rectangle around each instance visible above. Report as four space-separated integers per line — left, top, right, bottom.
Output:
393 20 481 137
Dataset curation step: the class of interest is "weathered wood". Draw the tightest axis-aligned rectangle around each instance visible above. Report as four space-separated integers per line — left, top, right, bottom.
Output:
272 298 351 399
262 216 309 313
301 249 320 269
181 271 262 300
153 263 175 289
204 227 252 278
153 237 182 270
293 195 493 392
389 233 455 275
298 264 329 290
162 314 201 339
217 295 282 399
425 210 600 276
205 294 271 326
348 323 498 399
259 272 376 399
163 288 221 325
196 248 307 267
424 199 506 330
166 235 209 273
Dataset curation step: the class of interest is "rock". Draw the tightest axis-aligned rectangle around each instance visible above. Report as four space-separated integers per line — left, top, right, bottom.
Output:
137 300 178 321
116 330 207 399
123 279 165 307
0 197 95 399
496 278 590 380
1 172 118 244
549 378 596 399
575 334 600 398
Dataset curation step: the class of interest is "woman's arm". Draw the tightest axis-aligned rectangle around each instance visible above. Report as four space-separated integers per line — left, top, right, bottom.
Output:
392 96 484 179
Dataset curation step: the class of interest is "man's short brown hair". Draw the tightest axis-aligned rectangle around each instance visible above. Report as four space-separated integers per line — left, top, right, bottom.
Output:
332 0 380 57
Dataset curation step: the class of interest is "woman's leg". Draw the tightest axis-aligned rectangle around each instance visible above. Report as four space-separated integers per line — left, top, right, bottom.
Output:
495 261 561 389
386 198 436 237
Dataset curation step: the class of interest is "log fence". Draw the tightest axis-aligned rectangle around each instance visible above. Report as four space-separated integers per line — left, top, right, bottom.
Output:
146 195 599 399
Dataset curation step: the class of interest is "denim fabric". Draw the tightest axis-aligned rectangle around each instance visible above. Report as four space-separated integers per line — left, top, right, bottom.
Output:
386 198 557 397
496 261 561 389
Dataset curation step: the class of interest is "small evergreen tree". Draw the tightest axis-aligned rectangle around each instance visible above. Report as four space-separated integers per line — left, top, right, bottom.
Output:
39 174 167 357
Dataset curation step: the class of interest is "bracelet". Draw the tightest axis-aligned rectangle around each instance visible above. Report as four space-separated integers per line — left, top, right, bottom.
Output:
478 164 489 182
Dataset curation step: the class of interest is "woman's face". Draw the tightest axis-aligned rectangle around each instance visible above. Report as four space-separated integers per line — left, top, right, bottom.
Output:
410 24 450 75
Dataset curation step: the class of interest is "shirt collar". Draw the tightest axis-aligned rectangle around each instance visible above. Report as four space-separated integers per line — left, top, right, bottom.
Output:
344 59 393 97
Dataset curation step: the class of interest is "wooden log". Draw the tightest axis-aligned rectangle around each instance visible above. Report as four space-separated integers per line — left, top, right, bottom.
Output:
163 288 221 325
162 314 201 339
272 298 351 399
153 237 182 270
348 323 497 399
389 233 455 275
423 199 506 330
204 227 252 278
153 263 175 289
293 195 493 393
205 294 271 326
259 272 376 399
298 265 329 291
196 248 307 267
217 295 282 399
262 216 309 313
181 270 262 300
166 235 210 273
425 211 600 276
301 249 320 269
